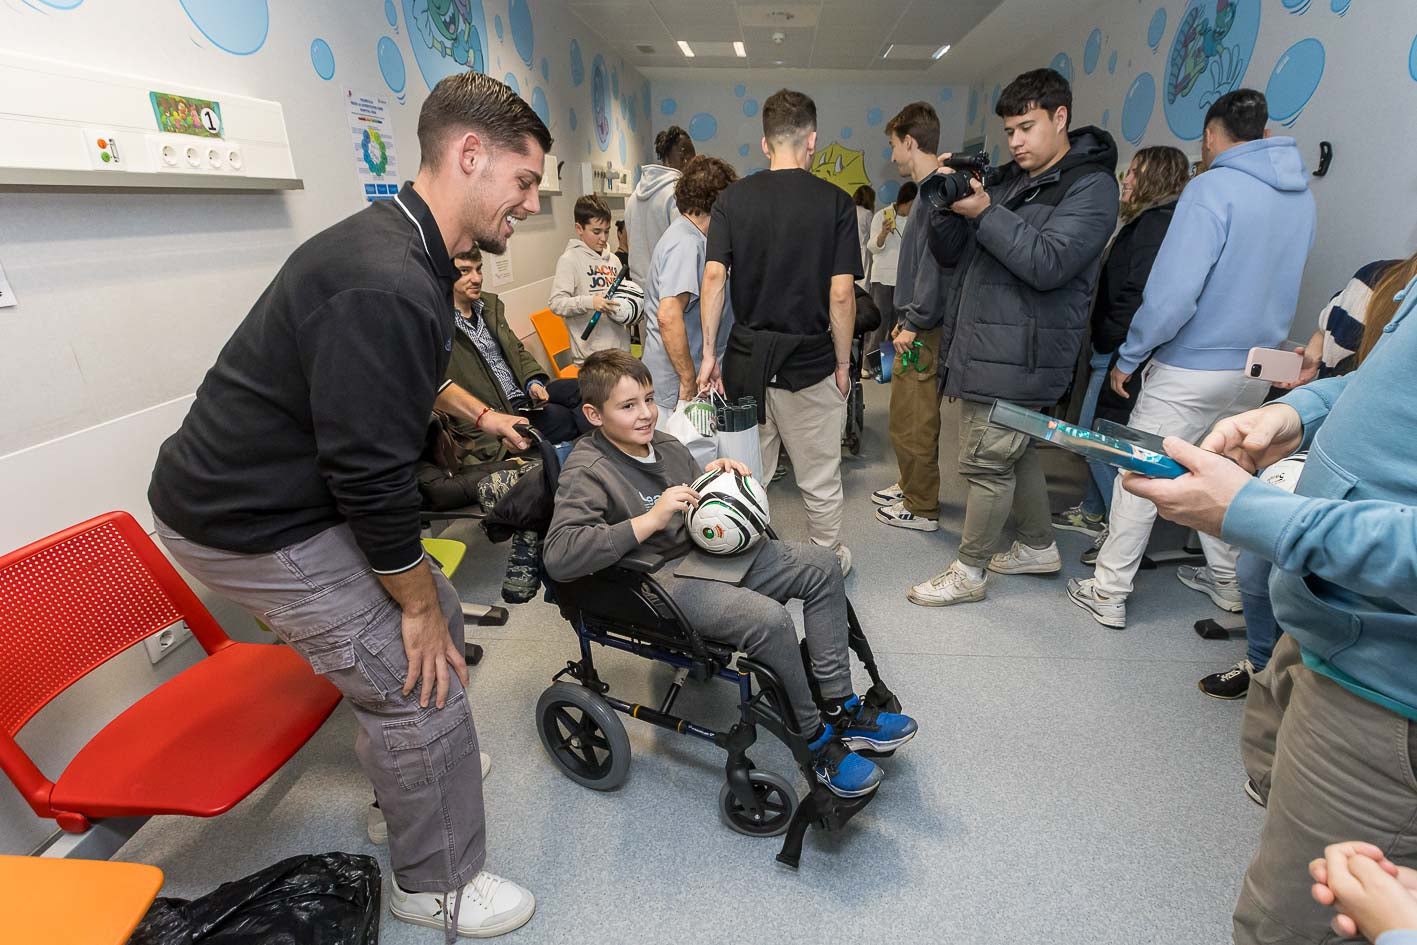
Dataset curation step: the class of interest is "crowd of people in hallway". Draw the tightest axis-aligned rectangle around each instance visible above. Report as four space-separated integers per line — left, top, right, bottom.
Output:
142 63 1417 943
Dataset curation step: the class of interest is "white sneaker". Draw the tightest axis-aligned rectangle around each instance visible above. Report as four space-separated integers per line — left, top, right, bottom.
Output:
1066 577 1127 629
834 543 853 577
1177 566 1244 613
988 541 1062 575
871 482 904 506
390 871 535 938
368 752 491 844
874 502 939 532
907 561 986 606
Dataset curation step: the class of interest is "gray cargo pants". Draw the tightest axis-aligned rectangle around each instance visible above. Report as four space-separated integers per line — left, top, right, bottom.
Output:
154 518 486 894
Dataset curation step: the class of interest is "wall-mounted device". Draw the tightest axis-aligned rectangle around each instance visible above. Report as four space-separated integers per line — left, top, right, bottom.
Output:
1313 140 1333 178
0 49 302 192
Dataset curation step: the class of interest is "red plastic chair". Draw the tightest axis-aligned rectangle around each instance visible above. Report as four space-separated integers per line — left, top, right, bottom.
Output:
0 511 341 834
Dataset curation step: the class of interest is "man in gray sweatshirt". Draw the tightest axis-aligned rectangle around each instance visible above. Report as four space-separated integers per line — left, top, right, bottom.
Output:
624 126 695 284
543 350 918 800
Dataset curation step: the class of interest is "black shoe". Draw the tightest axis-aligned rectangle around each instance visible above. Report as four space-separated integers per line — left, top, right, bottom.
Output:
1243 777 1267 808
1199 660 1253 700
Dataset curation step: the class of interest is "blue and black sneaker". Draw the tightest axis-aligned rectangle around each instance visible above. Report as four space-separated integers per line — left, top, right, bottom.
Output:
807 724 883 798
830 694 918 753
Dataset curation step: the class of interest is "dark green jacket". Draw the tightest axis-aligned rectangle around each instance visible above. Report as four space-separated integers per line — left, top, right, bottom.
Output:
446 292 550 461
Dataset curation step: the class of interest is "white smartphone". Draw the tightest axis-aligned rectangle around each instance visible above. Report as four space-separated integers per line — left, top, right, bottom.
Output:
1245 346 1304 384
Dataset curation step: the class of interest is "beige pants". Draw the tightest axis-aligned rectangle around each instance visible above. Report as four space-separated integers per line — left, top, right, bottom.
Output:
760 374 848 548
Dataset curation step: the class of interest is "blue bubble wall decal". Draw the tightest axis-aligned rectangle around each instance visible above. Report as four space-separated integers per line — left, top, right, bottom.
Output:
939 87 953 102
882 144 893 161
1109 49 1119 74
611 69 620 99
1050 52 1074 83
541 57 549 80
688 112 718 141
867 107 883 127
735 83 746 98
841 126 853 139
569 107 578 130
739 144 750 157
385 0 397 28
494 15 503 39
503 72 520 96
619 133 627 164
179 0 269 55
990 83 1001 110
402 0 488 90
378 36 406 95
1147 7 1166 50
509 0 533 66
1101 108 1110 129
661 98 677 116
570 38 585 86
743 98 759 117
1282 0 1312 14
531 86 550 126
310 38 335 79
1266 38 1324 126
31 0 84 7
1084 28 1103 74
879 180 900 204
1411 35 1417 82
1329 0 1350 15
1121 72 1156 145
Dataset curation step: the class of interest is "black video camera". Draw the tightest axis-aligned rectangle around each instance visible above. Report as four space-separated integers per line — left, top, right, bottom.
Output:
919 153 993 210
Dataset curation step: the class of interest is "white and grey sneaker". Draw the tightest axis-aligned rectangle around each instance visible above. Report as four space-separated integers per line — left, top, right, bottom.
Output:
368 752 491 844
874 502 939 532
390 871 535 938
907 561 987 606
1177 565 1244 613
871 482 905 506
988 540 1062 575
1080 526 1108 566
1066 577 1127 629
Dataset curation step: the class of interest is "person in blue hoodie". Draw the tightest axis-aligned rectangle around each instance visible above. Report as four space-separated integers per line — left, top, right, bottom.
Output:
1122 270 1417 943
1068 89 1317 630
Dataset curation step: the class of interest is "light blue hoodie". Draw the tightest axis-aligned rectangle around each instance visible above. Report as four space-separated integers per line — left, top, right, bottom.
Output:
1116 137 1316 374
1378 932 1417 945
1223 276 1417 718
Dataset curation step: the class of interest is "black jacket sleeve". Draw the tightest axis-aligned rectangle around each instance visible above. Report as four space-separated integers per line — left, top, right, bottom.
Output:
924 201 973 270
1093 210 1171 353
973 171 1120 293
298 288 443 573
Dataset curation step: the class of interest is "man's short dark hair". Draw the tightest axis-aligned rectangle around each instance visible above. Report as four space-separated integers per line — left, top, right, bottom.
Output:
655 126 691 162
996 68 1073 126
579 349 653 410
762 89 817 144
674 155 738 216
884 102 940 155
895 181 919 207
452 247 482 265
1205 89 1268 143
574 195 612 227
417 71 553 170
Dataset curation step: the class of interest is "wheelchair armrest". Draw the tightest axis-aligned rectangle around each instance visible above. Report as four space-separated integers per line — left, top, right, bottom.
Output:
616 550 663 573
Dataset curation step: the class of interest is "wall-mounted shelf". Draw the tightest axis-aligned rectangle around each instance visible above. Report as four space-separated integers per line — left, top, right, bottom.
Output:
0 168 303 193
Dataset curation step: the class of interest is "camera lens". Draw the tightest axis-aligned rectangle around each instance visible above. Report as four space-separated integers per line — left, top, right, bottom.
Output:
1249 364 1262 377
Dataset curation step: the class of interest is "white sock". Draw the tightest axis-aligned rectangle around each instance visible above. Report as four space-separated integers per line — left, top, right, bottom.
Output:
955 561 984 580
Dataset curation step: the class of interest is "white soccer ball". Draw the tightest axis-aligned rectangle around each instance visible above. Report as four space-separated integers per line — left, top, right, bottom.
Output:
608 279 645 327
1260 452 1307 494
687 468 771 555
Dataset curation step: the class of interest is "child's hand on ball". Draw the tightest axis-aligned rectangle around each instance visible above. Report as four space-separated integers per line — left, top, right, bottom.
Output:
651 485 700 530
706 458 752 477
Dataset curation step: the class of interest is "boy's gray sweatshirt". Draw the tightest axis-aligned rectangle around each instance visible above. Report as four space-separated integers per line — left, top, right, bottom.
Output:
544 430 700 581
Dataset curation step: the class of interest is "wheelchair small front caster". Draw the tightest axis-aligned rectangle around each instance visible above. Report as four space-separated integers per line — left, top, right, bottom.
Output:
536 682 631 790
718 770 797 837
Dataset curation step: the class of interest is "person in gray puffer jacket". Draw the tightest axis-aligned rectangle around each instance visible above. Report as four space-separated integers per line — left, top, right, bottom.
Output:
904 68 1119 608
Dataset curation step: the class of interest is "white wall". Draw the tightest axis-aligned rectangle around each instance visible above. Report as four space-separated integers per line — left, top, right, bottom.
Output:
0 0 649 855
965 0 1417 337
648 71 967 204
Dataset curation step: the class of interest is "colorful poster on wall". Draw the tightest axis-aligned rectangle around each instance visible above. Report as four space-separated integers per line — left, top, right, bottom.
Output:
346 89 401 202
150 92 224 138
810 142 870 196
591 54 610 152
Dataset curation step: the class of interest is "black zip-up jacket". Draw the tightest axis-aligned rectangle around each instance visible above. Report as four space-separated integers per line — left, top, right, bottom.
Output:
925 126 1120 407
149 184 456 574
1091 200 1177 353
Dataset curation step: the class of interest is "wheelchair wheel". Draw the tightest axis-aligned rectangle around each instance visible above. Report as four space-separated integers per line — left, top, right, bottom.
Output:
536 682 630 791
718 770 797 837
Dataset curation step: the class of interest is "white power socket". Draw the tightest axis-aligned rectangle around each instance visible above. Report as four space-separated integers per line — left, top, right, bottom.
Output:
143 621 194 664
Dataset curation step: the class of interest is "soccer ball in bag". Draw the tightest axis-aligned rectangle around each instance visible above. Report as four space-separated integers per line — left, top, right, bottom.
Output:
1259 452 1307 494
608 279 645 327
688 468 771 555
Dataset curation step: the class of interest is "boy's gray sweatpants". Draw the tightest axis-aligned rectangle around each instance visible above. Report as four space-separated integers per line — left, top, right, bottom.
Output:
655 540 853 734
154 518 486 895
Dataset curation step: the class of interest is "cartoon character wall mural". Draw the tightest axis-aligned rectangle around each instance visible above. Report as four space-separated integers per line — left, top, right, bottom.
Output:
405 0 489 90
1163 0 1261 139
810 141 870 197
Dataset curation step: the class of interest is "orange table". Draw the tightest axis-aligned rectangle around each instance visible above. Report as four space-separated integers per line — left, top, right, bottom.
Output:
0 855 164 945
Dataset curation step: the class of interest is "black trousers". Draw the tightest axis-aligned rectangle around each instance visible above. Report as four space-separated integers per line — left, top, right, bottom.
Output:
527 378 591 444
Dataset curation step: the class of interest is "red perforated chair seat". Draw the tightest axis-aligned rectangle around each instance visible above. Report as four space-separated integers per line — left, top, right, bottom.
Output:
49 643 340 819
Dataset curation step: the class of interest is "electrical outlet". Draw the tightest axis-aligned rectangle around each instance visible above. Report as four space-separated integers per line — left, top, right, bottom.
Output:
143 621 193 664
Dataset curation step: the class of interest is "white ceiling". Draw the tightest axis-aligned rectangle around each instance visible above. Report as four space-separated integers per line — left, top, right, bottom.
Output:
565 0 1006 73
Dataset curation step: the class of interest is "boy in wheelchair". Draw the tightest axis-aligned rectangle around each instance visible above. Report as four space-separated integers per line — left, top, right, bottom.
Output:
544 350 917 799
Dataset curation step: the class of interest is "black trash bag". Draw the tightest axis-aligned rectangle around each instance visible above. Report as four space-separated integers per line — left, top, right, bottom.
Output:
129 852 381 945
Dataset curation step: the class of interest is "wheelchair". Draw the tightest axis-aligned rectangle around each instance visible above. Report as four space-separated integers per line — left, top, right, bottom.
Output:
535 531 901 868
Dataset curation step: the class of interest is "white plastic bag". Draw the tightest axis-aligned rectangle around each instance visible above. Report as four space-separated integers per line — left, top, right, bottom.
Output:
713 392 764 483
665 401 719 468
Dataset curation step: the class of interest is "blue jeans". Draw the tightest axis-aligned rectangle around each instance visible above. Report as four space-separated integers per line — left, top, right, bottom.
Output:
1077 348 1118 516
1237 551 1279 670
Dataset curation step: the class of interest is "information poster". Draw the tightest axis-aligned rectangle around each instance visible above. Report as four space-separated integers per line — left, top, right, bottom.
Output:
346 89 400 203
150 91 224 138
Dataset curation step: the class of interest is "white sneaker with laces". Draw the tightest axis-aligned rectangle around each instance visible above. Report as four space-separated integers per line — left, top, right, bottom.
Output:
907 561 986 606
874 502 939 532
368 752 491 844
871 482 904 506
390 871 535 938
988 540 1062 575
1176 565 1244 612
1066 577 1127 629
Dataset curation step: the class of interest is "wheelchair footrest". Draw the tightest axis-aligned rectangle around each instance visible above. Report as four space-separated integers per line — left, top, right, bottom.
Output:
774 783 876 869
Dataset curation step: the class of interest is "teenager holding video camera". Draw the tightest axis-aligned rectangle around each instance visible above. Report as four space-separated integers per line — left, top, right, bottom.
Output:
902 68 1118 607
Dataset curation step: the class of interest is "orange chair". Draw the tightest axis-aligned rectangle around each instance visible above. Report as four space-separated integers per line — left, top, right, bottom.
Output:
529 308 579 379
0 511 341 834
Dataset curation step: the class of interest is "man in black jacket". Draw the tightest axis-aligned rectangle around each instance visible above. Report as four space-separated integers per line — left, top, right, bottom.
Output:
905 68 1119 608
148 73 544 937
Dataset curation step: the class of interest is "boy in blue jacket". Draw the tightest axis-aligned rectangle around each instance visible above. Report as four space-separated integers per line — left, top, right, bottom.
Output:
1125 273 1417 944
